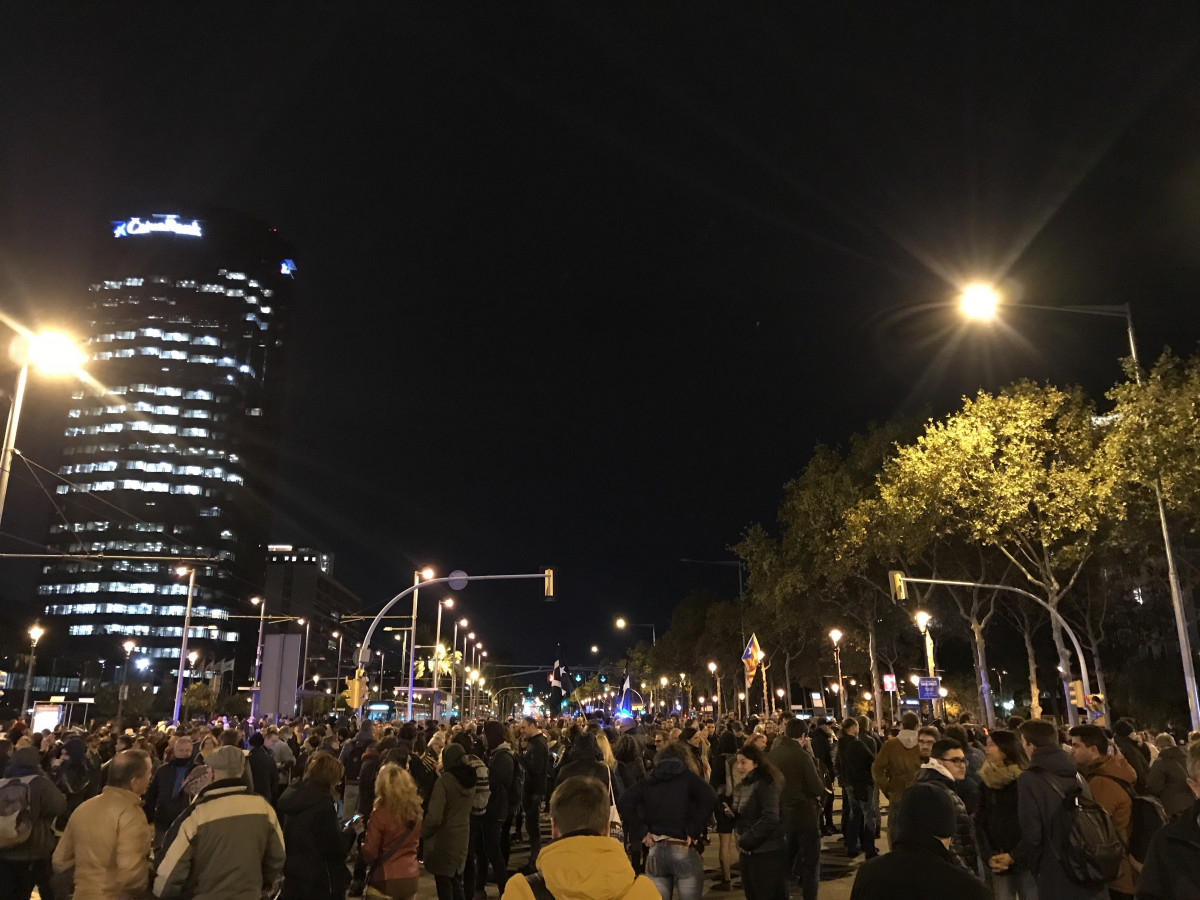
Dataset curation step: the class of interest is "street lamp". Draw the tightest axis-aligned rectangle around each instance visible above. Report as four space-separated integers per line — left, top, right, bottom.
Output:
0 330 86 528
331 630 344 707
249 596 266 720
615 617 657 644
296 617 312 697
117 639 135 725
171 566 197 724
20 624 44 717
707 661 721 715
960 284 1200 729
406 567 435 720
431 597 453 720
829 629 845 720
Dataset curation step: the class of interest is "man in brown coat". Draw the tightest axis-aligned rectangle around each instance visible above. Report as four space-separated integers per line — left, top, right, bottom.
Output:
1069 724 1139 899
53 749 154 900
870 713 925 842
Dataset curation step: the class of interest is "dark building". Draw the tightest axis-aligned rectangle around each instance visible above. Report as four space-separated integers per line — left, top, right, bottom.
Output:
38 211 295 685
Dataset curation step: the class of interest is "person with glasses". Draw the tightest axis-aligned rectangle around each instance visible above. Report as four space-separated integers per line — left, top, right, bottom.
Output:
909 738 981 878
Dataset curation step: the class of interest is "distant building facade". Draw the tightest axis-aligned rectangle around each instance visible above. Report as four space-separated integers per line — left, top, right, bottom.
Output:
38 211 296 682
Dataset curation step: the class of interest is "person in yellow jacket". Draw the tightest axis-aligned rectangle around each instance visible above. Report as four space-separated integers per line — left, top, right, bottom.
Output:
53 749 154 900
503 775 658 900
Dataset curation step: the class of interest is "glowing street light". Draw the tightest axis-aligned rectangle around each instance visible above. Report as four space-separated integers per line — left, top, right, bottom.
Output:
958 282 1001 320
171 566 198 723
829 629 845 719
20 624 44 716
406 567 436 720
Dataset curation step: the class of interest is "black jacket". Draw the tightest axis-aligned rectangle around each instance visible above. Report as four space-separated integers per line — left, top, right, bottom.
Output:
276 780 350 900
248 745 279 800
522 733 550 797
767 737 824 831
1011 745 1106 900
1113 734 1150 793
836 734 875 797
730 767 785 856
810 728 834 786
977 762 1023 857
1138 798 1200 900
143 755 196 831
485 745 516 823
357 749 384 818
617 755 716 844
913 765 978 874
849 834 989 900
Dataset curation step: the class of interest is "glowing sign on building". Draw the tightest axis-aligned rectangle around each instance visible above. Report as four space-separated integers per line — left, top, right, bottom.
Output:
112 215 203 239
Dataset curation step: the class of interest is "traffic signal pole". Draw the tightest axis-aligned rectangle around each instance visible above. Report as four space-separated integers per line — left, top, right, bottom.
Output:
354 570 554 722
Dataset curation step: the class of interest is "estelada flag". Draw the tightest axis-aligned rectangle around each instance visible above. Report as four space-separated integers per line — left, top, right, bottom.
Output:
742 634 762 689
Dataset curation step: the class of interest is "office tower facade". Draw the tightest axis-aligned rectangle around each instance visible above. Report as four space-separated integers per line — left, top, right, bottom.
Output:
38 211 295 680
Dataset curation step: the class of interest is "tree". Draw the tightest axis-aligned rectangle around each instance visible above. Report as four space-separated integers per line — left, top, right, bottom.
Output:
877 381 1124 724
183 682 216 720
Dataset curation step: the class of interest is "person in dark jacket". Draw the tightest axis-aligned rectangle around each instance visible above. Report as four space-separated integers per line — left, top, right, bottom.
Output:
835 719 877 860
247 732 279 801
977 729 1034 900
767 718 824 900
1138 740 1200 899
473 722 514 899
723 744 787 900
424 743 478 900
617 741 716 900
49 736 99 829
517 718 550 868
808 719 836 834
277 752 350 900
991 719 1106 900
1146 732 1194 818
0 746 68 900
1112 719 1150 793
143 734 197 850
850 782 989 900
358 739 393 820
912 738 978 876
554 730 608 783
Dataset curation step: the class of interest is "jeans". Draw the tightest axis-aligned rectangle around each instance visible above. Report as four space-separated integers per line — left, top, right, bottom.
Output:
0 858 54 900
781 806 821 900
645 841 704 900
523 794 544 865
472 817 507 891
843 785 876 857
435 873 465 900
740 849 789 900
990 867 1038 900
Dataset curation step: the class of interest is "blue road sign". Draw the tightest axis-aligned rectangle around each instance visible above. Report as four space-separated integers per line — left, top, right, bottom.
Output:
918 677 942 700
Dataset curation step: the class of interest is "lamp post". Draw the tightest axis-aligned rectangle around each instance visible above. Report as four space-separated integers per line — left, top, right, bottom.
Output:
117 639 135 725
297 617 312 695
462 631 475 717
406 568 434 720
615 617 656 644
914 611 938 718
0 331 86 528
961 285 1200 730
738 691 747 720
20 624 44 718
249 596 266 720
829 629 845 720
171 567 197 724
708 661 721 716
450 617 466 718
331 630 344 705
432 598 452 720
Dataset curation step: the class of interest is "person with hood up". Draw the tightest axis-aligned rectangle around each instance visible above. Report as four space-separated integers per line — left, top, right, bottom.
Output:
0 745 68 900
869 711 921 842
423 742 478 900
276 752 349 900
554 729 609 783
849 782 989 900
49 736 99 829
1112 719 1150 793
503 775 658 900
617 741 716 900
976 730 1034 900
1146 731 1194 818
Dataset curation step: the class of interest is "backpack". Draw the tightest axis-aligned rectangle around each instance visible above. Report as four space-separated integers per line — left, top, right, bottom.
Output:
465 755 491 817
1036 771 1125 889
0 775 36 849
1095 772 1169 863
343 743 367 781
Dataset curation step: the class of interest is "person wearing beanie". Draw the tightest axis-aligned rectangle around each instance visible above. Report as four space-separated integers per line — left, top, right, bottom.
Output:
423 740 478 900
473 722 515 898
0 746 68 900
849 783 988 900
154 743 285 900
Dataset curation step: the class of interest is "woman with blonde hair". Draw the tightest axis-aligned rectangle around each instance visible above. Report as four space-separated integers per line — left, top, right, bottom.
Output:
362 763 424 900
278 751 349 900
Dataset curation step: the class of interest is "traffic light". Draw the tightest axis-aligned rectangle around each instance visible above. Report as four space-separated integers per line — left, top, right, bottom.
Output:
1068 679 1085 709
543 567 555 601
345 668 367 709
888 570 907 603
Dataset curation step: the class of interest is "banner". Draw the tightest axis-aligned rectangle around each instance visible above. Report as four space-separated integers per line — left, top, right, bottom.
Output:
742 634 762 689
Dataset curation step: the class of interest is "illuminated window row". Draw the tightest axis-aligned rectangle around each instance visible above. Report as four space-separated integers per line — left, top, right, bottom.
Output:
62 443 230 460
65 424 211 438
55 481 215 495
40 582 200 597
45 602 229 619
69 624 239 641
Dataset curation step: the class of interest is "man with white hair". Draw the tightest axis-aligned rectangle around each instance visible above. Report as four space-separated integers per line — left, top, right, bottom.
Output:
153 745 285 900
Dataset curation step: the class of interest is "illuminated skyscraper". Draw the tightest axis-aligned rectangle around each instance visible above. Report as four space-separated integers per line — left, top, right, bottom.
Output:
38 211 296 682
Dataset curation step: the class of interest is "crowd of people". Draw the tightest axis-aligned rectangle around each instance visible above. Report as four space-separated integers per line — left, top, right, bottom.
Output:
1 706 1198 900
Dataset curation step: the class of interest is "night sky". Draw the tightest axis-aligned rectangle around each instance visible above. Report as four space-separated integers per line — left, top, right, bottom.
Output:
3 7 1200 669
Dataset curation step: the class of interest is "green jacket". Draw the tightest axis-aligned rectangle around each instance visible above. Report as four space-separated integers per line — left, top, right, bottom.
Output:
421 765 476 877
767 738 825 830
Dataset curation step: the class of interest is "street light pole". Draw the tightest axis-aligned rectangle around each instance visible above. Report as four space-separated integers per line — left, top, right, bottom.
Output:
117 639 134 726
407 568 433 720
20 625 43 718
914 612 938 718
708 661 721 716
332 630 343 705
432 598 452 720
171 567 197 724
249 596 266 721
829 630 845 720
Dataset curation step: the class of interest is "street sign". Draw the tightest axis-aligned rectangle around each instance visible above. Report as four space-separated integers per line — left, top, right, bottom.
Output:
918 677 941 700
882 673 897 692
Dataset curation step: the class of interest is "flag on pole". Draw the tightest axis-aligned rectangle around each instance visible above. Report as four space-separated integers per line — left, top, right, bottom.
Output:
742 634 762 689
619 669 632 713
549 654 563 714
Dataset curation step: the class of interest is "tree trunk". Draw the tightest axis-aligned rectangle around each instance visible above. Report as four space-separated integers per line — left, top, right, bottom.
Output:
784 652 794 710
1022 618 1043 720
867 616 883 731
1048 601 1078 726
1086 622 1111 726
971 622 996 729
